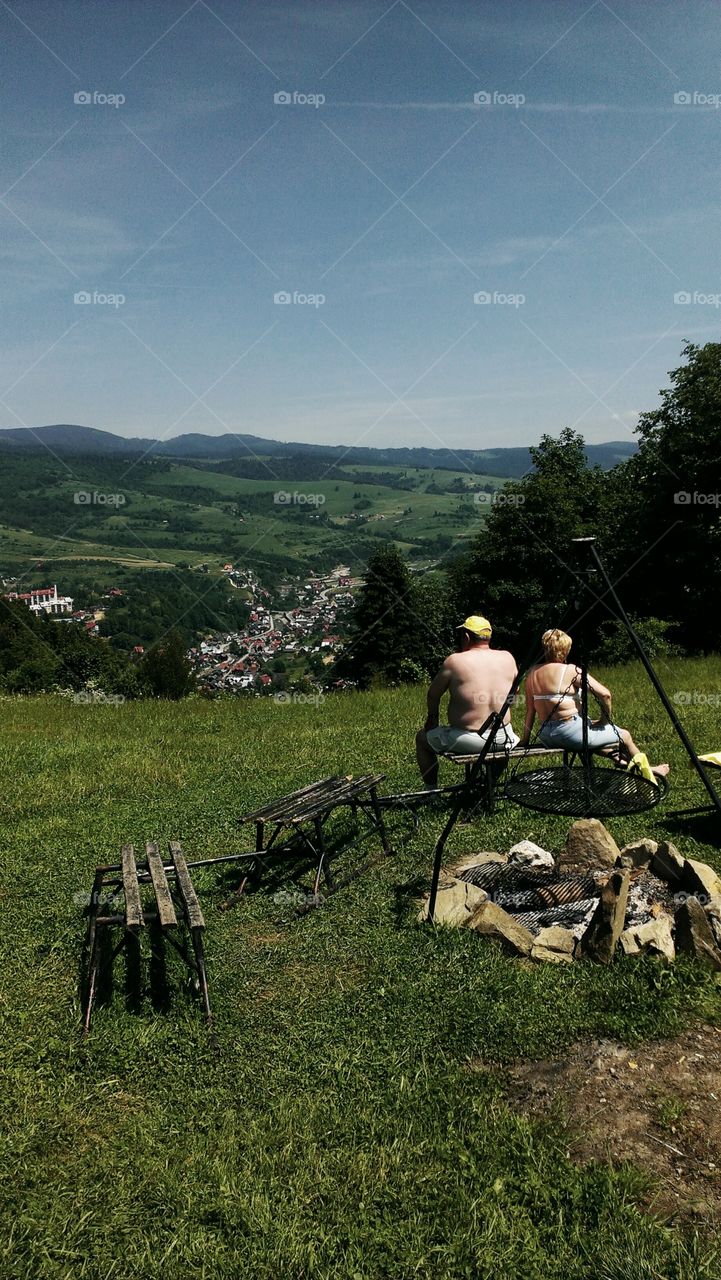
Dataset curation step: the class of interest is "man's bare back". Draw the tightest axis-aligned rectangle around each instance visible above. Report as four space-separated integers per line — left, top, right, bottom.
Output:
444 647 518 729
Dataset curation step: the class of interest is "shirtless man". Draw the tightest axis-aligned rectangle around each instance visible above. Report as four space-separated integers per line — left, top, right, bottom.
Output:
415 615 519 788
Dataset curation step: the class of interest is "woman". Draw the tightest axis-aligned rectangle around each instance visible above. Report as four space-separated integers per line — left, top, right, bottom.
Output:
521 629 669 778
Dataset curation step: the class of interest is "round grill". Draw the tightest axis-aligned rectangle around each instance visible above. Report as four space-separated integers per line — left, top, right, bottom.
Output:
504 765 668 818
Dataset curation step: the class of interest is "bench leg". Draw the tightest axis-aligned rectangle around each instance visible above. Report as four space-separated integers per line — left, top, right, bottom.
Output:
190 927 213 1030
368 785 392 855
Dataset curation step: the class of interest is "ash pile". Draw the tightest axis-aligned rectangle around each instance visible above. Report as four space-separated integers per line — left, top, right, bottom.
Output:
419 820 721 967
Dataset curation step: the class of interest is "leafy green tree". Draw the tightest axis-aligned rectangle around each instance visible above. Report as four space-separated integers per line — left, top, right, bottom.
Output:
449 429 609 660
613 341 721 650
339 546 424 687
139 630 195 699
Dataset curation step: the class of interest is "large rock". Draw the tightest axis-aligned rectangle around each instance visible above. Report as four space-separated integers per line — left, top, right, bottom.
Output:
419 877 488 926
651 841 686 885
582 869 630 963
508 840 555 868
617 838 658 869
531 925 576 964
468 900 534 956
619 915 675 962
674 897 721 971
682 858 721 901
563 819 620 868
705 897 721 949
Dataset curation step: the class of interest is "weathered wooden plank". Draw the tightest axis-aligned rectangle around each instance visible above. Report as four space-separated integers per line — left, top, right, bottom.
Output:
169 841 205 930
145 840 178 928
121 843 144 929
242 776 347 823
445 747 564 764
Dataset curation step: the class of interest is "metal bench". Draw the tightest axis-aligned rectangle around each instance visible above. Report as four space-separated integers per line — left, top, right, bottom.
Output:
223 773 392 909
82 840 211 1036
441 745 568 814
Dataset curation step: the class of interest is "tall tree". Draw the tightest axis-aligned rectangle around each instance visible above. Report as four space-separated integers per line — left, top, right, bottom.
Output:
615 341 721 650
449 429 609 660
140 629 195 700
339 546 425 687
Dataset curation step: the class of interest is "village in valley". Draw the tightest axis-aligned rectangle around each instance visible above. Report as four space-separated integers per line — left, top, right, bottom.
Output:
1 563 359 696
192 564 358 695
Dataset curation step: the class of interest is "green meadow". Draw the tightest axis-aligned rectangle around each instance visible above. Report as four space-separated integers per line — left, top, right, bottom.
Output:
2 657 721 1278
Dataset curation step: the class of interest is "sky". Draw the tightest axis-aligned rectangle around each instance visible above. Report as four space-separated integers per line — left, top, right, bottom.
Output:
1 0 720 452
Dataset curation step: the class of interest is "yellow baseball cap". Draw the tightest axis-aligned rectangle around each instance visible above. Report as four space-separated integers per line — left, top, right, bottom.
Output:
457 615 492 638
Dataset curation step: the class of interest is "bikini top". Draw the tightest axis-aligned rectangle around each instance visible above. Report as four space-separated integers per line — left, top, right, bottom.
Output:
531 664 582 706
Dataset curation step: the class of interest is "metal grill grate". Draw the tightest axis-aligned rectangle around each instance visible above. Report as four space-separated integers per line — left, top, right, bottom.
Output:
504 766 667 818
512 897 599 935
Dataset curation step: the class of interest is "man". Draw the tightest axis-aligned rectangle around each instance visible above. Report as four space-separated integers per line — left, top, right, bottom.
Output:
415 615 519 788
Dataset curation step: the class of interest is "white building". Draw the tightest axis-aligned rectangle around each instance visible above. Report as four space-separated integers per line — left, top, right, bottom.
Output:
5 584 73 615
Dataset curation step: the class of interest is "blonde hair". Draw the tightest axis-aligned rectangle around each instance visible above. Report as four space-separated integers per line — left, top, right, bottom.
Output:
542 629 572 663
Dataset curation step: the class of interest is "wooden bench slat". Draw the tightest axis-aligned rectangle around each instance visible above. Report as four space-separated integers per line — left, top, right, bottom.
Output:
145 840 178 928
287 775 386 823
242 776 348 823
169 840 205 930
242 774 386 827
121 843 144 929
444 746 564 764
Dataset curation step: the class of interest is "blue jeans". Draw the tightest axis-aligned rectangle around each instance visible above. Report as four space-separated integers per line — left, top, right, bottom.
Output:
538 714 624 751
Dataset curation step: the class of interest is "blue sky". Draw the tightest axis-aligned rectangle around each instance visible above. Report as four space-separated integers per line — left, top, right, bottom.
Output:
1 0 719 451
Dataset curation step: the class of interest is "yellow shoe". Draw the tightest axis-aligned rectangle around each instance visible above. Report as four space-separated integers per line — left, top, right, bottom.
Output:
628 752 658 786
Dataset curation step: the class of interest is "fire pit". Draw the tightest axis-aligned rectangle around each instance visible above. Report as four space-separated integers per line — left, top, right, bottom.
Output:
419 821 721 967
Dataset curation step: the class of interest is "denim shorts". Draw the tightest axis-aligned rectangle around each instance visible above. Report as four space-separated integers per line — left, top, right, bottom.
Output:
427 723 520 755
538 714 624 751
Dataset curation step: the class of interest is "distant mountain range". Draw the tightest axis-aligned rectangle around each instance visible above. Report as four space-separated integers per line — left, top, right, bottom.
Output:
0 424 636 477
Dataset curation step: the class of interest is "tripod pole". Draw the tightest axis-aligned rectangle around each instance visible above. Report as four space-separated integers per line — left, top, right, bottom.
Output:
574 538 721 819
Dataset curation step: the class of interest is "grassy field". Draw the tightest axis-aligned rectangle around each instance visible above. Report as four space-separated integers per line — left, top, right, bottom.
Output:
2 658 721 1278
